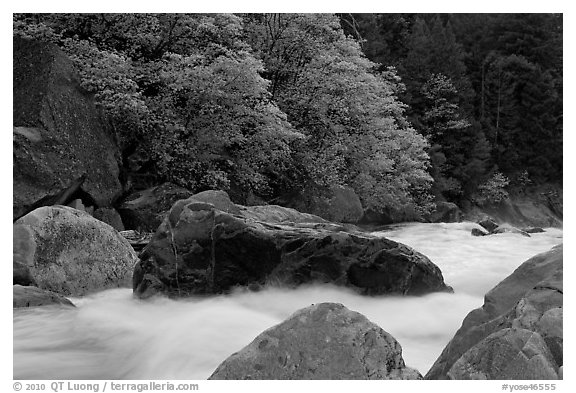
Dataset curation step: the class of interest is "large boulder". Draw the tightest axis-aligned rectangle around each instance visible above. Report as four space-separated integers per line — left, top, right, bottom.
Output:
14 206 138 296
13 37 122 221
209 303 422 380
133 194 451 298
118 183 194 231
426 245 562 379
13 285 75 308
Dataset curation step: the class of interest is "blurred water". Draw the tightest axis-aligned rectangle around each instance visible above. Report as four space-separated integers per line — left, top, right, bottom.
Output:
13 222 562 379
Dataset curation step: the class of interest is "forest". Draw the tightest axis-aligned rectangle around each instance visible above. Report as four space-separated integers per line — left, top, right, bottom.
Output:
13 13 563 221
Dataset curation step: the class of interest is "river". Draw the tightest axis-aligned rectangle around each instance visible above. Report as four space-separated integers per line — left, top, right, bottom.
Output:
13 222 562 379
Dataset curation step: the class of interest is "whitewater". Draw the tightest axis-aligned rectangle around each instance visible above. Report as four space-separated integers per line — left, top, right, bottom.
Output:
13 222 563 379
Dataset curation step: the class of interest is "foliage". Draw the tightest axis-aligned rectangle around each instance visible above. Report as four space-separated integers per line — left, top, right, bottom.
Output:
243 13 433 216
14 13 302 197
473 172 510 206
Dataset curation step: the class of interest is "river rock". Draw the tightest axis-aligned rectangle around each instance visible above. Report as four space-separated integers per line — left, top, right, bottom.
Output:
426 244 562 380
118 182 194 231
478 218 499 233
13 285 75 308
14 206 138 296
209 303 422 380
471 228 488 237
13 37 122 221
133 194 451 298
522 227 545 234
492 224 531 237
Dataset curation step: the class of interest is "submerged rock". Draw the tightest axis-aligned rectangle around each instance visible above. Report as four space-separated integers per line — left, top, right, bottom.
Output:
13 285 75 308
426 244 562 380
209 303 422 380
14 206 138 296
133 193 451 298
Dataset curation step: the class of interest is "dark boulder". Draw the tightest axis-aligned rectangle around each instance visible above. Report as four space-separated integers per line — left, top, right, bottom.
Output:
14 206 138 296
13 37 122 221
471 228 488 237
426 245 562 380
13 285 75 308
118 182 194 231
478 218 499 233
133 194 451 298
209 303 422 380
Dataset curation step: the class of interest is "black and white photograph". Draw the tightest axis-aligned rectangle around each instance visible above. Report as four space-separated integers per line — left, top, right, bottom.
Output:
10 4 565 389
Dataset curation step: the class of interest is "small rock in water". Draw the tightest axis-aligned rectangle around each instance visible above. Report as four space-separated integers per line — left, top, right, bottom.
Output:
492 225 531 237
478 218 499 233
471 228 488 237
522 227 546 234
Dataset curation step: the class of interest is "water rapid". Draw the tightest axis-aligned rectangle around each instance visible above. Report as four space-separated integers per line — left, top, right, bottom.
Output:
13 222 562 379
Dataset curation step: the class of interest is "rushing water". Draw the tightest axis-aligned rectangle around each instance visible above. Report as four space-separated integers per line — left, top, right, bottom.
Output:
13 222 562 379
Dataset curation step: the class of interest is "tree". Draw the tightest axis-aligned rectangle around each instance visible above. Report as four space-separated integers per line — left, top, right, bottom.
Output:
243 13 433 217
14 13 303 199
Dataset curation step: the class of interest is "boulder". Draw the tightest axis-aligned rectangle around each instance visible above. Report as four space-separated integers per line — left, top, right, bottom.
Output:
13 37 122 221
427 201 462 223
186 190 240 215
13 285 75 308
14 206 138 296
93 207 125 232
209 303 422 380
239 205 326 224
118 182 194 231
133 195 451 298
426 245 562 380
471 228 488 237
478 218 499 233
492 224 531 237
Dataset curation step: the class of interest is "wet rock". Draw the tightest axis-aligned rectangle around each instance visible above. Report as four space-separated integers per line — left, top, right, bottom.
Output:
492 224 531 237
478 218 499 233
471 228 488 237
14 285 75 308
133 193 451 298
209 303 422 380
426 245 562 380
14 206 138 296
522 227 545 234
